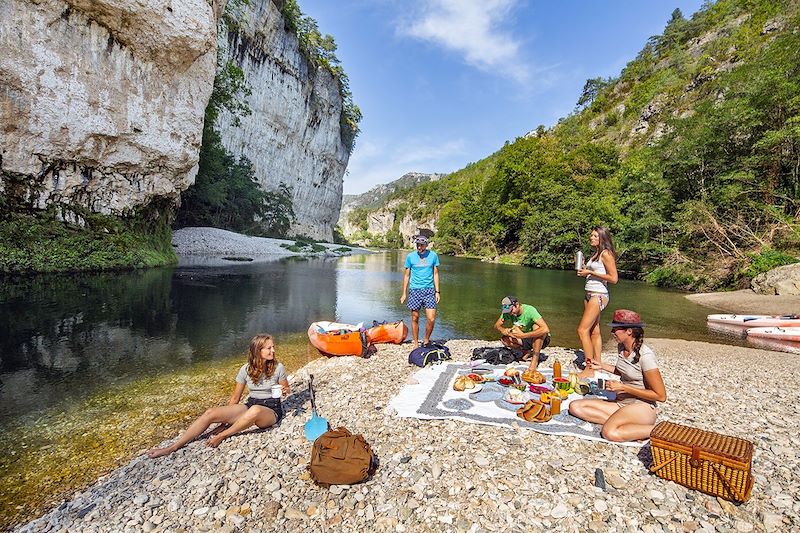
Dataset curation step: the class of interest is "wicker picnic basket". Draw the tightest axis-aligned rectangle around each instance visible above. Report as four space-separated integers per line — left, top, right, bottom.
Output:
649 421 754 502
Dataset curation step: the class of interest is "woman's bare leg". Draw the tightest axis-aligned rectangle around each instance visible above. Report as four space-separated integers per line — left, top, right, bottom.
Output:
577 298 602 364
207 405 278 448
147 404 247 458
568 398 620 425
600 403 657 442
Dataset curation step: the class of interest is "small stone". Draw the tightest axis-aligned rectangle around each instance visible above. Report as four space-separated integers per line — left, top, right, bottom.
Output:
605 473 625 490
192 507 209 517
133 494 149 506
329 485 344 495
735 521 753 532
550 503 569 519
649 489 665 501
306 506 317 517
239 503 251 516
284 507 306 520
761 513 783 532
474 455 490 467
229 514 245 527
717 497 737 516
438 515 453 524
431 463 442 479
214 510 226 520
142 521 155 532
594 500 608 513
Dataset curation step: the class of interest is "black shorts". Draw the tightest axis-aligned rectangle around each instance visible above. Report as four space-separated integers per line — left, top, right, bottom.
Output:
245 397 284 423
521 333 551 351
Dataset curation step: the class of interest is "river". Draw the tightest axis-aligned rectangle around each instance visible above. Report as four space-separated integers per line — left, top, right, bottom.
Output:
1 251 741 425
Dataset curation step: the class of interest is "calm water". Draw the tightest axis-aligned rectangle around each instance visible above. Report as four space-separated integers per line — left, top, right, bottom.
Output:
0 251 743 425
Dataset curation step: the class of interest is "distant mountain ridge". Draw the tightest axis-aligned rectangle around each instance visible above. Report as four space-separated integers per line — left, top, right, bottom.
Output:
338 172 444 239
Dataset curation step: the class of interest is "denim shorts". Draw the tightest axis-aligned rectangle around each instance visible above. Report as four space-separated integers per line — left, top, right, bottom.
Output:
407 288 437 311
245 397 284 423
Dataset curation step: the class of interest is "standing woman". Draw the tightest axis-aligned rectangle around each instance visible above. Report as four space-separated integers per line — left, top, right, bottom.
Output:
577 226 618 367
147 334 289 458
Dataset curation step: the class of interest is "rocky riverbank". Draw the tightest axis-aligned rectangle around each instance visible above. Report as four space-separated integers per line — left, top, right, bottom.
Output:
17 339 798 532
172 227 372 261
687 289 800 316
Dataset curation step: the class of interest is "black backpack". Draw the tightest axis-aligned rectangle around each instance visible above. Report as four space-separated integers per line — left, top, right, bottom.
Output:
408 342 451 367
470 346 520 365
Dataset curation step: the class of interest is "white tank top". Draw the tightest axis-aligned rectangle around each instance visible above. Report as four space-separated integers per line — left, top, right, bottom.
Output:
584 253 608 294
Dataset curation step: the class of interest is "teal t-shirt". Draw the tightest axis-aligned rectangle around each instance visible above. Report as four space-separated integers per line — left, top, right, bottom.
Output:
501 304 542 333
404 250 440 289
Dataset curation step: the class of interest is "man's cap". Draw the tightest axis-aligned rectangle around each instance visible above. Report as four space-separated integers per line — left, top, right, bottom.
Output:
501 296 518 313
414 235 429 245
609 309 645 328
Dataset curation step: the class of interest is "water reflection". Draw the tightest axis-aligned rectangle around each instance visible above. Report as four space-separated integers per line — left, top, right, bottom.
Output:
0 251 757 423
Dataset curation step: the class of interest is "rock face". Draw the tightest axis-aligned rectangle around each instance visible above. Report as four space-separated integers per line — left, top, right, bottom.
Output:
0 0 218 216
339 172 443 243
217 0 350 241
751 263 800 295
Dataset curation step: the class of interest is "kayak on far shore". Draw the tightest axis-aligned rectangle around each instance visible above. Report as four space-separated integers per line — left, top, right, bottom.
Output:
706 314 800 328
746 326 800 342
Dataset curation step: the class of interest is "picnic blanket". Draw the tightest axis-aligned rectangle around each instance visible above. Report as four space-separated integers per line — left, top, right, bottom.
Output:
388 362 642 447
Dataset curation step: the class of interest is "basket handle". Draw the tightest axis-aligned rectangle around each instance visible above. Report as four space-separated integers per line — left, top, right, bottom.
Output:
710 463 746 502
650 455 678 474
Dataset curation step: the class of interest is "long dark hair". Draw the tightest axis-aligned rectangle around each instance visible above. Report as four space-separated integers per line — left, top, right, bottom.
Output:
630 327 645 364
591 225 617 261
247 334 277 383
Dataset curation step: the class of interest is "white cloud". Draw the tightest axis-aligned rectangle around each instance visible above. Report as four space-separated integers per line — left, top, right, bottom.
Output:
400 0 529 82
343 136 467 194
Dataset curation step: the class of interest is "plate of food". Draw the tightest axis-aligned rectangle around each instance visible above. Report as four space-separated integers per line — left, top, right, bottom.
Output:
503 388 529 404
497 377 514 386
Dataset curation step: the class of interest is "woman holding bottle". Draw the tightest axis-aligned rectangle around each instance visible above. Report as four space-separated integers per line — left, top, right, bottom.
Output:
576 226 618 368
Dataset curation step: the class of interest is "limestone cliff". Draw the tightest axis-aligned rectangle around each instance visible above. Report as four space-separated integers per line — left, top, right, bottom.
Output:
217 0 350 241
0 0 219 218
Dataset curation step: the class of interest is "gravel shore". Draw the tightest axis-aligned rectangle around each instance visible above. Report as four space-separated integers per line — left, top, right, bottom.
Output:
172 227 372 260
17 339 798 532
686 289 800 316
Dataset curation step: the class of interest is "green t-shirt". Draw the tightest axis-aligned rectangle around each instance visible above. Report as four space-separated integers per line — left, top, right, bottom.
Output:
501 304 542 333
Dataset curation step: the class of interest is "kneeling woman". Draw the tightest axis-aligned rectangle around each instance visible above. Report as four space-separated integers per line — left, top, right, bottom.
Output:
568 310 666 442
148 334 289 458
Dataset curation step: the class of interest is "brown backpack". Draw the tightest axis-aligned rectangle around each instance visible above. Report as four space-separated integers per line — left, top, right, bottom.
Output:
309 427 378 486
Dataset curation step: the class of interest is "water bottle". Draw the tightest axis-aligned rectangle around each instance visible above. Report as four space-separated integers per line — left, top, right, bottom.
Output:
575 250 584 271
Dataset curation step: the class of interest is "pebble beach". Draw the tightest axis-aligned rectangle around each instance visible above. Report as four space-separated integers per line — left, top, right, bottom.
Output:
16 339 799 532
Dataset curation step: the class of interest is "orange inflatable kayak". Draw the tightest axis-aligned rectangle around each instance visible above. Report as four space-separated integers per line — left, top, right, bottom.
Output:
308 321 366 357
366 321 408 344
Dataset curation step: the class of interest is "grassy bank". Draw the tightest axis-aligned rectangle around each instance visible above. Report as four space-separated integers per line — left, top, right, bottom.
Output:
0 332 318 530
0 207 176 274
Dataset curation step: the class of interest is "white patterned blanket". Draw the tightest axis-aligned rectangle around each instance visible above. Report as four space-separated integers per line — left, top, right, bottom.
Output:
388 362 642 447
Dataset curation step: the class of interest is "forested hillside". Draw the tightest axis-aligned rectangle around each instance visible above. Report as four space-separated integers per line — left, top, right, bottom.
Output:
357 0 800 290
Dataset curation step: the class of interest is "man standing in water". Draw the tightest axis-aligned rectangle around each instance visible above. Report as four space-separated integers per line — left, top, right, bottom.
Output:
400 235 440 347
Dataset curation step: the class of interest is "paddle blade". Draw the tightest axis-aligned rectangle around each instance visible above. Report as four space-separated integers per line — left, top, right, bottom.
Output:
304 411 329 442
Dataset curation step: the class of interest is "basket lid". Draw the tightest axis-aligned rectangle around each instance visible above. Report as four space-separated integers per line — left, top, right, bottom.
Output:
651 421 753 463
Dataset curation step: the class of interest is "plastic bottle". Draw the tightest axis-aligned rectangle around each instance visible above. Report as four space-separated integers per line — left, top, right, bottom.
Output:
553 357 562 380
575 250 584 271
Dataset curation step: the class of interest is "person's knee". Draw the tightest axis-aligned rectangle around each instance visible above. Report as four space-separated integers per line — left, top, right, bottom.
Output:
568 401 583 417
202 407 219 419
601 425 624 442
243 406 261 421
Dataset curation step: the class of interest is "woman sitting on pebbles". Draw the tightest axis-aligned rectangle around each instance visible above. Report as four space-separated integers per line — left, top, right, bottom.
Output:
147 334 289 458
569 310 666 442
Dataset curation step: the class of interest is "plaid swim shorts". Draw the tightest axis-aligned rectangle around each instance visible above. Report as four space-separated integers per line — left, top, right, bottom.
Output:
407 288 437 311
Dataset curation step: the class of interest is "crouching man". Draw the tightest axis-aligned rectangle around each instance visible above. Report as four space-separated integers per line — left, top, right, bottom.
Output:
495 295 551 372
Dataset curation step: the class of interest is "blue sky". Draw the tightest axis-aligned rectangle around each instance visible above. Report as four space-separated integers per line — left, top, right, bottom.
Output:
299 0 706 194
